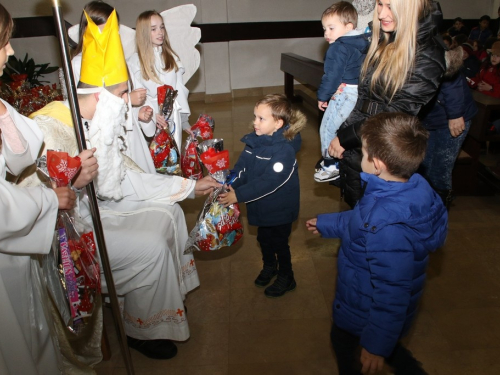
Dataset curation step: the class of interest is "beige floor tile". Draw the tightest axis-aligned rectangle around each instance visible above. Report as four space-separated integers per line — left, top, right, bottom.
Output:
228 359 338 375
228 319 333 365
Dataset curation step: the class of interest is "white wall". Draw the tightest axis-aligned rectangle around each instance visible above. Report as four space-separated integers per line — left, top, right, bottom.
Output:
7 0 499 96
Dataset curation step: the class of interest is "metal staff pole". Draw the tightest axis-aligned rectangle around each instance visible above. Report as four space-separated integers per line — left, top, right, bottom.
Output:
50 1 134 374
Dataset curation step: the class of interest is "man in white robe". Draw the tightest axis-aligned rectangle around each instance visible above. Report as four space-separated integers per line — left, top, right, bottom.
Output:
21 9 218 360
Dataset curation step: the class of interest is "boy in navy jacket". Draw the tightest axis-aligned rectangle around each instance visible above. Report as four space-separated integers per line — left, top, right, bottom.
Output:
307 113 448 374
219 94 305 297
315 1 368 182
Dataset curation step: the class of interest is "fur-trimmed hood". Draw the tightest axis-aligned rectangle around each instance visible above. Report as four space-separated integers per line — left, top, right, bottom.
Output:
444 47 464 78
282 109 307 141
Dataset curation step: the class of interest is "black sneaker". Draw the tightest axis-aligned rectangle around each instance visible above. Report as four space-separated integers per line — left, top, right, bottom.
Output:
127 336 177 359
264 273 296 298
254 263 278 287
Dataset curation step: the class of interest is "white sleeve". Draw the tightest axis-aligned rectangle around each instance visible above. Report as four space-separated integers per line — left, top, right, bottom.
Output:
0 177 58 255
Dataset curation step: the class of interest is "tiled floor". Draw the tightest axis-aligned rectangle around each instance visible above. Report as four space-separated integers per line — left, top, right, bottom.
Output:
95 96 500 375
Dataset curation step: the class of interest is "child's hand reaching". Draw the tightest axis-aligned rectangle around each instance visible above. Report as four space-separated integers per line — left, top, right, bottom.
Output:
218 185 237 207
318 101 328 111
306 218 320 234
360 348 384 374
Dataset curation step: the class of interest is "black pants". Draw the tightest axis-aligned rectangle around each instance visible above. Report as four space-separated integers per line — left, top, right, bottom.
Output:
330 324 427 375
257 223 292 276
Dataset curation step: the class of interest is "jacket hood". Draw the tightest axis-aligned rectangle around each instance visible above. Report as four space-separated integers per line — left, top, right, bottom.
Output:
360 172 448 253
444 47 464 78
241 110 306 153
339 30 370 53
282 109 307 141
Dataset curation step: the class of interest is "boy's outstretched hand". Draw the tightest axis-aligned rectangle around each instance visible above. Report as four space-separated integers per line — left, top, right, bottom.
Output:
306 218 319 234
360 348 384 374
218 185 237 207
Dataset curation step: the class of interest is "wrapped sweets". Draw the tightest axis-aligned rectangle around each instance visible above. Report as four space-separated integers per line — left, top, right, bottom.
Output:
149 85 182 175
190 114 215 140
181 136 203 180
39 151 101 334
185 140 243 253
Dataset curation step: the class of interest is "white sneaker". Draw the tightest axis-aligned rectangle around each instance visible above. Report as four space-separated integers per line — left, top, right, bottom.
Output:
314 163 340 182
314 160 325 173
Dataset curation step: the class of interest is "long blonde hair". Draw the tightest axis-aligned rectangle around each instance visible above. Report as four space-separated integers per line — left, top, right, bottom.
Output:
135 10 178 84
362 0 431 100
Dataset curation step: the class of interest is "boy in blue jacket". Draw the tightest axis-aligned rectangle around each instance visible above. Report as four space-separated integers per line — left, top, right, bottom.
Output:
219 94 306 297
315 1 368 182
306 113 448 374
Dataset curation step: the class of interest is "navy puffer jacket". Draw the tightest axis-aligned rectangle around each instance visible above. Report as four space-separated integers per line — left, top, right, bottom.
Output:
231 111 306 227
317 173 448 357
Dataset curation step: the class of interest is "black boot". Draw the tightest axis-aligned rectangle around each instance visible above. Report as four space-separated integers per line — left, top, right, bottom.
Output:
264 272 296 298
254 263 278 287
127 336 177 359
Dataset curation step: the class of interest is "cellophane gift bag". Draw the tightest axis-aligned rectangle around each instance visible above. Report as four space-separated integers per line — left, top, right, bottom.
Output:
149 84 182 175
190 114 215 140
184 139 244 253
181 136 203 180
39 150 101 335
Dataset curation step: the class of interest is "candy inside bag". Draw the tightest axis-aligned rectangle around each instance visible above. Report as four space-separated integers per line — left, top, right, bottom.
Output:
190 114 215 140
184 185 243 253
38 150 101 335
150 127 182 175
151 85 182 175
197 139 229 183
181 136 203 180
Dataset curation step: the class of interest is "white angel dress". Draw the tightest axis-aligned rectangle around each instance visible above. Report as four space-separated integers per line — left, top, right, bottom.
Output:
126 4 201 150
0 99 62 374
23 94 200 342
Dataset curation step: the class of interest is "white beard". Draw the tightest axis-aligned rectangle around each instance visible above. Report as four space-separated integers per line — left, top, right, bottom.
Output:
88 89 128 201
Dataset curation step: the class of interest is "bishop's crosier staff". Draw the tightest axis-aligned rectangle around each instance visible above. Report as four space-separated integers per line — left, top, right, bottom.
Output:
50 1 135 373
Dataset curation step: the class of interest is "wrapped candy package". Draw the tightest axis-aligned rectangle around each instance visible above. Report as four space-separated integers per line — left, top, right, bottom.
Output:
150 85 182 175
190 114 215 140
184 140 243 253
181 136 203 180
38 150 101 335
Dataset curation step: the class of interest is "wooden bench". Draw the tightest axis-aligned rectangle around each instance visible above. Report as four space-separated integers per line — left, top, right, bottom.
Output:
280 53 324 124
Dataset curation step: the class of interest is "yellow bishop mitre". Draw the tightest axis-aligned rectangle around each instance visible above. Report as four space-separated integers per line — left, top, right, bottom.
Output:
80 9 128 87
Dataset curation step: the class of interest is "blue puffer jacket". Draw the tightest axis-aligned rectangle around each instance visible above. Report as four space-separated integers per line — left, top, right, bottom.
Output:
231 112 306 227
317 30 369 102
316 172 448 357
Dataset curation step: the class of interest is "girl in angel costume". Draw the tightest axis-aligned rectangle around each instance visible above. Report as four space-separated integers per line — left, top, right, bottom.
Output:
127 7 201 150
68 2 201 173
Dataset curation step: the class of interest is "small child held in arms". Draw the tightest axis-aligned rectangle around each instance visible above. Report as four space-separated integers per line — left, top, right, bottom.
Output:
218 94 306 297
306 113 448 374
315 1 368 182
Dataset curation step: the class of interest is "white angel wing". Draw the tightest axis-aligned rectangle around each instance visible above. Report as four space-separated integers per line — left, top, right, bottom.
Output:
67 23 137 60
160 4 201 84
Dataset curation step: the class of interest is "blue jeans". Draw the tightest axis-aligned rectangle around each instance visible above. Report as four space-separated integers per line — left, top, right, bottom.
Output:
420 120 471 190
319 85 358 159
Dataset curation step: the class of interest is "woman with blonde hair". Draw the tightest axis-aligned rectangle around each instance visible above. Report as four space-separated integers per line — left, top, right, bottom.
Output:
328 0 446 208
127 10 192 149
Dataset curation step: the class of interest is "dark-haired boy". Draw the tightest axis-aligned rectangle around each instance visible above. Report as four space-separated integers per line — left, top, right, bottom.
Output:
469 15 492 45
306 112 448 374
